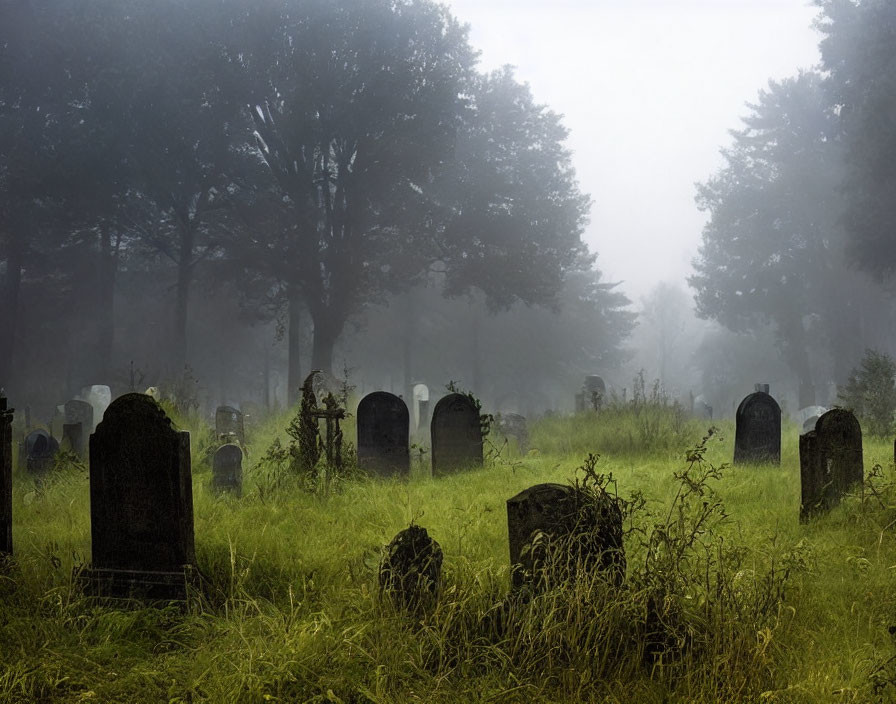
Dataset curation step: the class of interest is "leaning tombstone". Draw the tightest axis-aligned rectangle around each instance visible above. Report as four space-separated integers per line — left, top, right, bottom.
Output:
83 393 196 600
215 405 245 445
212 444 242 496
379 524 442 614
357 392 409 478
733 391 781 465
64 399 93 454
506 483 625 594
25 430 58 476
1 394 13 556
800 408 863 521
430 393 482 476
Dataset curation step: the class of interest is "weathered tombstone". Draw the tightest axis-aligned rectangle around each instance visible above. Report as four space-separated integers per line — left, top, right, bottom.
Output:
80 385 111 432
1 395 13 556
64 399 93 454
506 483 625 592
83 393 196 599
379 524 442 613
412 383 430 433
497 413 529 454
430 393 482 475
800 408 863 521
61 423 84 456
212 444 242 496
215 405 245 445
24 430 58 475
733 391 781 465
357 392 409 478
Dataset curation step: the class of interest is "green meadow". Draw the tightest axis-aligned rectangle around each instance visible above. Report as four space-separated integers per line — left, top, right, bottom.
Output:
2 402 896 703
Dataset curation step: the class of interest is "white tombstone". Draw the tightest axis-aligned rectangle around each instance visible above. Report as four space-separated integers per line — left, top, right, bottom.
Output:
80 385 112 432
412 383 430 431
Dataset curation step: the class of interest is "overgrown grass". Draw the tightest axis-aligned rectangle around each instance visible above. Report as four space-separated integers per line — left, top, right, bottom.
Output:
2 403 896 702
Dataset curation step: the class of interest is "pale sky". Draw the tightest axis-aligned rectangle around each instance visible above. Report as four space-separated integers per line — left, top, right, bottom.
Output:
443 0 822 301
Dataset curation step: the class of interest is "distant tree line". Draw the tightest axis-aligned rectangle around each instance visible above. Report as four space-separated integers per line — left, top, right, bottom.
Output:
0 0 633 411
691 0 896 407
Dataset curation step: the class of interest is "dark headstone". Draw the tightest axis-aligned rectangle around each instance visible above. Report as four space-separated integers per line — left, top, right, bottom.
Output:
62 422 84 456
24 430 58 475
84 393 195 599
506 482 625 592
733 391 781 465
800 408 863 521
497 413 529 454
430 393 482 475
357 392 409 478
215 405 245 445
64 399 94 442
212 444 242 496
379 524 442 613
1 396 13 556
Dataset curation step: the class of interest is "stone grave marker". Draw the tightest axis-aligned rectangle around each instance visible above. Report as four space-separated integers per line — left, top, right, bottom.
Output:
497 413 529 454
357 392 409 478
24 429 58 475
215 405 245 445
430 393 482 476
83 392 196 599
800 408 863 521
733 391 781 465
412 383 430 433
507 482 625 592
64 399 93 455
80 385 111 432
379 524 442 613
212 444 242 496
1 395 13 556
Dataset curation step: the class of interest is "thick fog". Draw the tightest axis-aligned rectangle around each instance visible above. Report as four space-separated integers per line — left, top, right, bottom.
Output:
1 0 895 424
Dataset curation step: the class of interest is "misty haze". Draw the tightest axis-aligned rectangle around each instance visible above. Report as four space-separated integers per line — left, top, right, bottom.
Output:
1 0 896 701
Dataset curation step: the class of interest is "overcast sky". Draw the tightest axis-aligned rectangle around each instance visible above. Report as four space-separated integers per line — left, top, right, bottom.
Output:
443 0 822 303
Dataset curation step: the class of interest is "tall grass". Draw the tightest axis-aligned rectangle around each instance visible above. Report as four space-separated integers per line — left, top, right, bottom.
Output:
1 401 895 702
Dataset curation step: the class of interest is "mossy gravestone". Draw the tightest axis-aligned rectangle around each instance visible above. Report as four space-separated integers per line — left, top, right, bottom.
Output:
1 396 13 556
84 393 196 599
430 393 482 476
357 392 409 478
733 391 781 465
212 444 242 496
379 525 442 613
800 408 863 522
506 482 625 592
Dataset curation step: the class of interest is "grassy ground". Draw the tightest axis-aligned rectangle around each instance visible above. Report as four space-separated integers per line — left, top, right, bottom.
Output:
2 403 896 703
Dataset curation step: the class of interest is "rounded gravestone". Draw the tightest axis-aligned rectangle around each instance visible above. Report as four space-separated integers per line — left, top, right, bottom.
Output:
212 444 243 496
379 524 442 614
357 392 409 478
733 391 781 465
506 482 625 592
24 429 58 475
800 408 863 521
86 392 195 599
430 393 482 476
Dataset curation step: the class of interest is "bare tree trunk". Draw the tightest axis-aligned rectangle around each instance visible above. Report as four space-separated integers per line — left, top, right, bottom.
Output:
287 286 303 404
310 308 344 377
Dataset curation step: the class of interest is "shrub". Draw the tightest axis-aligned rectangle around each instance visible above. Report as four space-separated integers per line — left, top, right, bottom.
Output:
838 349 896 437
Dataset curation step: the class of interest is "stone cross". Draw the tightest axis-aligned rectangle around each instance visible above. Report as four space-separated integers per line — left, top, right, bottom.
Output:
311 393 346 471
